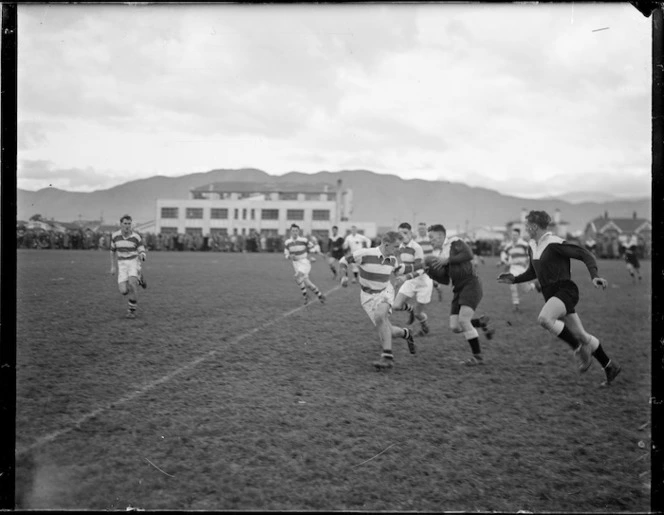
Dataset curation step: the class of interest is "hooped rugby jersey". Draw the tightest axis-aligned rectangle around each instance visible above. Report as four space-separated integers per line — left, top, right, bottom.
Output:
284 236 314 261
340 247 399 294
110 230 146 261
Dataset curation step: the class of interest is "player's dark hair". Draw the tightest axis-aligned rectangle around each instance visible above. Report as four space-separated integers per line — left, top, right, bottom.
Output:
290 224 300 230
382 231 403 244
120 214 132 223
526 211 552 230
418 222 427 226
398 222 412 231
512 227 521 234
428 224 446 234
332 225 338 230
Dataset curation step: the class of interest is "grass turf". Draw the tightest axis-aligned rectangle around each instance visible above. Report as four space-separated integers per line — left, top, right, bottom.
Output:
15 249 651 511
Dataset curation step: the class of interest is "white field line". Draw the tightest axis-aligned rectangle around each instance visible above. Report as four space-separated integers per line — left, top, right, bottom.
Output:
16 285 342 457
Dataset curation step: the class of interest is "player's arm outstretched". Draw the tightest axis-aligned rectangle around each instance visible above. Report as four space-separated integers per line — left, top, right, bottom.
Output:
498 246 535 285
553 242 607 289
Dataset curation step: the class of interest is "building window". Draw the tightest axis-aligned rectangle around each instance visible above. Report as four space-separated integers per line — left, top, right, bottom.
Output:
251 209 255 220
161 207 179 219
260 229 279 237
185 227 203 236
234 209 239 220
261 209 279 220
211 208 228 219
279 192 298 201
242 208 247 220
287 209 304 221
192 192 205 199
327 193 336 201
312 209 330 221
160 227 178 234
305 193 320 201
186 208 203 219
210 228 228 236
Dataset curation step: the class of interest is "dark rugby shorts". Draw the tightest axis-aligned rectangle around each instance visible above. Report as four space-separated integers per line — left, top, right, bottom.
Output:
542 280 579 314
450 276 483 315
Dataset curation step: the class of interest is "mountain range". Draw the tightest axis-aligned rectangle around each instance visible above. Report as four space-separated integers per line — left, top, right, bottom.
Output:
16 168 651 234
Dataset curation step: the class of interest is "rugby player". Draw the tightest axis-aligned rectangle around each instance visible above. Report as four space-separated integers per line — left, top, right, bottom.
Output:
498 210 621 386
109 214 147 319
342 226 373 283
425 224 494 366
392 222 433 337
327 225 346 279
499 228 537 311
339 231 415 370
284 224 326 305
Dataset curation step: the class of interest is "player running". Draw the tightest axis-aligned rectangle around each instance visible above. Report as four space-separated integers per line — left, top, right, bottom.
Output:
339 231 416 370
284 224 326 305
327 225 346 280
109 214 147 319
424 224 494 366
343 226 373 284
499 228 538 312
415 222 443 302
623 234 643 283
497 210 621 386
392 222 433 337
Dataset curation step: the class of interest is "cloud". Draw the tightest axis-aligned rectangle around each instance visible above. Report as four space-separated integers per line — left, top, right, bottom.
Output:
18 122 48 150
17 159 134 191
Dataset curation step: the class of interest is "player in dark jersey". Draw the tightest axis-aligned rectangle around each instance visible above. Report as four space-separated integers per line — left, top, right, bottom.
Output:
498 210 621 386
623 234 642 283
425 224 494 366
327 225 346 279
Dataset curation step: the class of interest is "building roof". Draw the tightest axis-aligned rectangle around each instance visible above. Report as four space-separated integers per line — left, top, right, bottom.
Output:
588 216 651 234
191 182 338 194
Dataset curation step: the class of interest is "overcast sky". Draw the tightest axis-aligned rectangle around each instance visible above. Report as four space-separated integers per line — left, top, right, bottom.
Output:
17 3 651 199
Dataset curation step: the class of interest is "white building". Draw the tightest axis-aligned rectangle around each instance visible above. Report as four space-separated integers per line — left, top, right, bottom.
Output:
154 180 376 241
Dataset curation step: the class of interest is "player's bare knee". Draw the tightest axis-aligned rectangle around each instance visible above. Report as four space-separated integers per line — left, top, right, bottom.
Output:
537 315 555 331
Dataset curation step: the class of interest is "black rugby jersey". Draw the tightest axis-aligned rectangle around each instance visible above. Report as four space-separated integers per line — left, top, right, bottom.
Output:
514 232 599 287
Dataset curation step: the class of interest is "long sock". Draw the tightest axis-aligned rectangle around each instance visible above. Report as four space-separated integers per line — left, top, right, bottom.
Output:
381 349 394 360
592 344 611 368
402 328 410 339
298 283 308 299
309 284 322 298
557 326 580 350
470 317 485 328
467 337 481 355
128 300 137 313
396 304 414 313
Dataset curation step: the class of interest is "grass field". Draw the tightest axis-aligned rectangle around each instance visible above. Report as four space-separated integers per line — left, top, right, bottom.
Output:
15 249 652 511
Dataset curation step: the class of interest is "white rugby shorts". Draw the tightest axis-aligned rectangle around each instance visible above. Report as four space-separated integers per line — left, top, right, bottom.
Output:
360 283 395 326
117 258 140 284
398 274 433 304
292 258 312 277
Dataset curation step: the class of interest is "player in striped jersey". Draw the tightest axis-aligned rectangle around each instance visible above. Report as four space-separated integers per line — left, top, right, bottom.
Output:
498 210 621 386
392 222 433 337
338 231 415 370
343 226 373 284
500 228 537 311
109 215 147 319
415 222 443 302
284 224 325 305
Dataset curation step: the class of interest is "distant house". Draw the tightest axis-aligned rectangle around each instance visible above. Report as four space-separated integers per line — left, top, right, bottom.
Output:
583 211 651 259
506 208 570 239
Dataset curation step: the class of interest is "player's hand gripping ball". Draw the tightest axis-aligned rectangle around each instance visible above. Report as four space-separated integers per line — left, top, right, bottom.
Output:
423 255 450 285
